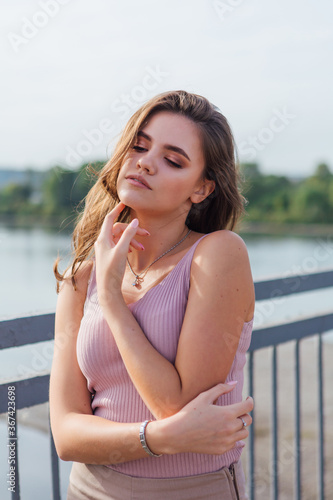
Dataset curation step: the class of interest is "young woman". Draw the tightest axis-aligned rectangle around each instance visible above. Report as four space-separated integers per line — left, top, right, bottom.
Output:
50 90 255 500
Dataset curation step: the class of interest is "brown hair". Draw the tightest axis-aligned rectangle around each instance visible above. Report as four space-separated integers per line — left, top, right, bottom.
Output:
54 90 246 290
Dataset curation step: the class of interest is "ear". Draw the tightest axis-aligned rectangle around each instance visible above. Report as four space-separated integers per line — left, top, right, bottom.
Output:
190 178 216 204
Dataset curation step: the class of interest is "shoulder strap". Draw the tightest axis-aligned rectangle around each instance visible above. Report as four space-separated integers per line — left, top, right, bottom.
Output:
181 233 210 283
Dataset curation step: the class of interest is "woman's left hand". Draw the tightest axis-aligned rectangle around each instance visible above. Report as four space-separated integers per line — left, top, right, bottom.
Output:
94 202 147 307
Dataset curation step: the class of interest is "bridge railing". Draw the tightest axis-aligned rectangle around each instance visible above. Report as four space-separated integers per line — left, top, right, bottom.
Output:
1 268 333 499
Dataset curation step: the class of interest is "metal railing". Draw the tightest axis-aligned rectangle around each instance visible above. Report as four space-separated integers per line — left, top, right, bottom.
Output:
1 269 333 500
247 269 333 500
0 313 59 500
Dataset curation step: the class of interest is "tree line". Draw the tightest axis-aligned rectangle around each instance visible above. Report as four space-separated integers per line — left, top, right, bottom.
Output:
241 162 333 224
0 161 332 225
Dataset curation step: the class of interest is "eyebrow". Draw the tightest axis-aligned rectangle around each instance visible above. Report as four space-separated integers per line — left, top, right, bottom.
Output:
137 130 191 161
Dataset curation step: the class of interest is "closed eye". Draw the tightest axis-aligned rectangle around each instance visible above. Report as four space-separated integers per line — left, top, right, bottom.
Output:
133 146 181 168
166 158 182 168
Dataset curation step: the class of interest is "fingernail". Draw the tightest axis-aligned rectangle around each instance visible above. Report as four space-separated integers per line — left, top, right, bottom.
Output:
227 381 238 386
131 219 139 228
139 243 145 251
143 230 150 235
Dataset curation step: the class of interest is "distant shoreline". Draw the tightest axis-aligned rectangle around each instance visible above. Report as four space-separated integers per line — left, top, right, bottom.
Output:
0 214 74 232
1 215 333 238
238 221 333 238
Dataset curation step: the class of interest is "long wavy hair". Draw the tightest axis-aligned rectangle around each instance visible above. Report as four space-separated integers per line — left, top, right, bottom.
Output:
54 90 246 290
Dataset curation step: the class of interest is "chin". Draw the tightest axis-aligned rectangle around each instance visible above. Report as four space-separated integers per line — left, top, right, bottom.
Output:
118 190 133 207
117 191 143 211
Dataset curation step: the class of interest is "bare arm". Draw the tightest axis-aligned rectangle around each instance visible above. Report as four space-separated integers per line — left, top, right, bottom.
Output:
49 261 149 463
49 257 253 464
98 227 255 418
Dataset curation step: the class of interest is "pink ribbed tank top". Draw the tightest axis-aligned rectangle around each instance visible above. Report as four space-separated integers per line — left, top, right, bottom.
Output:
76 234 254 478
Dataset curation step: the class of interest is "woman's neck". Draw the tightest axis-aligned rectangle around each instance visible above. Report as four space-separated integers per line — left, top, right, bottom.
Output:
127 211 190 272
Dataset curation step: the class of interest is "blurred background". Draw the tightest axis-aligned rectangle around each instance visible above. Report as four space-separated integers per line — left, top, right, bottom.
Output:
1 1 332 499
1 0 333 319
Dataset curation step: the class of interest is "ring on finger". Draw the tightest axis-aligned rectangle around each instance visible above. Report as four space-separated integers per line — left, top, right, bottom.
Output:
238 416 247 428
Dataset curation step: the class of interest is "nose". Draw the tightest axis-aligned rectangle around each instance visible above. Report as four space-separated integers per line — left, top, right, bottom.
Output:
136 151 156 174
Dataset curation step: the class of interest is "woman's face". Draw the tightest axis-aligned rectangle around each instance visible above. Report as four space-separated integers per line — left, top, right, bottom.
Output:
117 111 214 218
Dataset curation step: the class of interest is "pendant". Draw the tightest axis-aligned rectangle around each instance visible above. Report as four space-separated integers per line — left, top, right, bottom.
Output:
132 275 143 287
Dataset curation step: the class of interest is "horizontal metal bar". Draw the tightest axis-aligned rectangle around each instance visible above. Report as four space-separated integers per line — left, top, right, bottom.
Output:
1 270 332 352
254 269 333 301
249 312 333 351
0 313 55 350
0 375 50 414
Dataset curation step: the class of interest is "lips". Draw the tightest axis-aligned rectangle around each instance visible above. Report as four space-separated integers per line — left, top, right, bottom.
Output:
125 175 152 190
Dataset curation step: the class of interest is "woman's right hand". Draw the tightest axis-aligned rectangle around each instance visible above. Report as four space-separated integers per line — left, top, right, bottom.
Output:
146 383 253 456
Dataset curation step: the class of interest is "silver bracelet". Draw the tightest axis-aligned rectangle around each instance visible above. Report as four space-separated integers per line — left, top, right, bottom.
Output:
139 420 162 458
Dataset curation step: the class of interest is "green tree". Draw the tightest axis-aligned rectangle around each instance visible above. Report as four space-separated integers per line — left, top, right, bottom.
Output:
313 163 332 180
241 162 262 180
241 163 294 222
41 161 104 215
42 166 75 214
0 183 32 214
291 163 333 224
70 161 103 207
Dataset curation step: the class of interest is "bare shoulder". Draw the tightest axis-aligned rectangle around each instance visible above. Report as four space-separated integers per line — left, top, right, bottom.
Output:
193 230 250 265
191 230 255 319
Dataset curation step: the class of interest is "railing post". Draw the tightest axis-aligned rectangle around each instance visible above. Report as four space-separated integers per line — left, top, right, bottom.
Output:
50 421 61 500
318 333 325 500
271 346 278 500
248 350 255 500
295 340 301 500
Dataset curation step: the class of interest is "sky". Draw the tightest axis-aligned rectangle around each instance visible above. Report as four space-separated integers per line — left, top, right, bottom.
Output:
1 0 332 177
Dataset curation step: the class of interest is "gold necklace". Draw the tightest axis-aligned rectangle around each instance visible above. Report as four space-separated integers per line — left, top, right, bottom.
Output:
127 229 192 287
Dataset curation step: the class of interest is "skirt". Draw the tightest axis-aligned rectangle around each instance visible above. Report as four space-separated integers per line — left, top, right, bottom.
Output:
66 461 248 500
